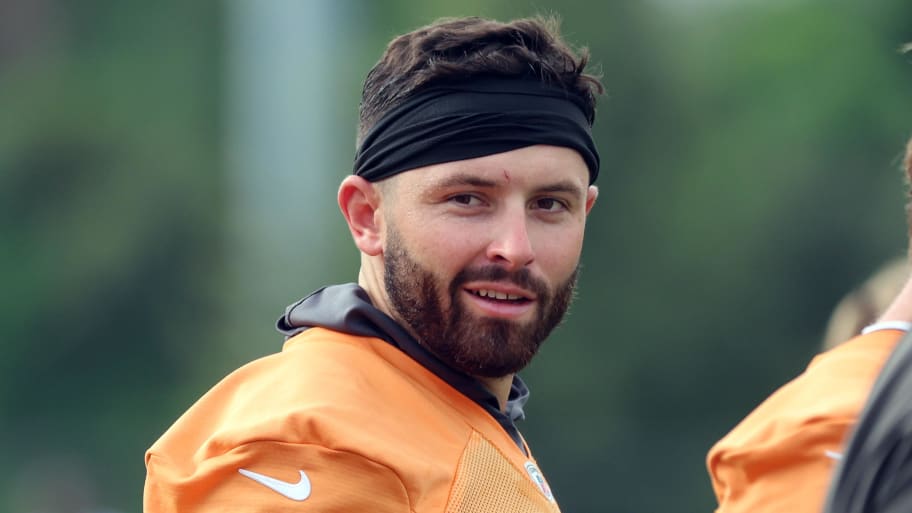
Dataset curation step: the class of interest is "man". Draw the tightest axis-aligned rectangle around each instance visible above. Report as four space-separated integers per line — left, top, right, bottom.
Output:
144 15 602 512
823 329 912 513
705 136 912 513
823 137 912 513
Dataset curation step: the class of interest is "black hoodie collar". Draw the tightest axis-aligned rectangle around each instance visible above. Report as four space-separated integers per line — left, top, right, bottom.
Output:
276 283 530 452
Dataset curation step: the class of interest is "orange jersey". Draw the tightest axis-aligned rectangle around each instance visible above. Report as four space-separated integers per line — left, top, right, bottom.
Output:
706 329 904 513
145 325 560 512
824 329 912 513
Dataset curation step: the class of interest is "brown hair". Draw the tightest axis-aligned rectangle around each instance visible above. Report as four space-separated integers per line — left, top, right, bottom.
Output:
357 16 604 145
906 136 912 177
903 43 912 238
904 135 912 244
905 134 912 191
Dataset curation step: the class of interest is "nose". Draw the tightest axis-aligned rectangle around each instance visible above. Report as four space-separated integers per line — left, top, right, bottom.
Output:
485 208 536 269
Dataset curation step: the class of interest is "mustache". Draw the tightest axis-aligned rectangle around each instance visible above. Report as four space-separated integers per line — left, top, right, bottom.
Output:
449 265 549 298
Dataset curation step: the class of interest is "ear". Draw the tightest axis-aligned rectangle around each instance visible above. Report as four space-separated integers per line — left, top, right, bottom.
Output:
584 185 599 215
338 175 384 256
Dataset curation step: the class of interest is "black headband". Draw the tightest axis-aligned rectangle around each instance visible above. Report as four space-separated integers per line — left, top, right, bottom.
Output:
353 77 600 184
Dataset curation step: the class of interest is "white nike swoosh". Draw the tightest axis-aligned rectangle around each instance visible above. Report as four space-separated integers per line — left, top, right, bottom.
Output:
238 468 312 501
825 450 843 461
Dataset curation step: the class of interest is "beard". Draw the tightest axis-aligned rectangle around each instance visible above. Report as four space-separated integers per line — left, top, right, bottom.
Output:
383 226 578 378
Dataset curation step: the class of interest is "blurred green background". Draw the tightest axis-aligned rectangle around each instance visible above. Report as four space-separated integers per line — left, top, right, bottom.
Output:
2 1 910 512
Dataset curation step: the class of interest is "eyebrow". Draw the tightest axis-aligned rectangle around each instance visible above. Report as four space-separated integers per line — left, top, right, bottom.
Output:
535 180 586 197
429 173 499 189
429 173 586 197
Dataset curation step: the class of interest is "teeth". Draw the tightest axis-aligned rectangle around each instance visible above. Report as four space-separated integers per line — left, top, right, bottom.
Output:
475 289 522 300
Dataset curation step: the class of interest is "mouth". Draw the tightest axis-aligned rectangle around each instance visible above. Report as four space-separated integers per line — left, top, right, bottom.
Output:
462 284 536 319
469 288 532 303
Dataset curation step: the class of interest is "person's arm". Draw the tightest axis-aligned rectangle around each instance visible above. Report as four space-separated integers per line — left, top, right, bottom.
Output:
144 440 412 513
823 328 912 513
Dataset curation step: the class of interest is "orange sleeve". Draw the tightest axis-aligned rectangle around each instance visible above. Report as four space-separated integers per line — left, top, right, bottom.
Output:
708 417 848 513
144 440 412 513
706 330 903 513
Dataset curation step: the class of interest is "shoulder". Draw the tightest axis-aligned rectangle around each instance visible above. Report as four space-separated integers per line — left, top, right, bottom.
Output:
152 329 404 445
804 328 903 382
145 328 481 511
706 329 905 513
148 327 472 461
727 328 903 437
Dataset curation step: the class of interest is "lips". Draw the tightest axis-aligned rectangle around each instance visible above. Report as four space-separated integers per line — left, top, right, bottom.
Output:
462 283 536 320
464 282 535 302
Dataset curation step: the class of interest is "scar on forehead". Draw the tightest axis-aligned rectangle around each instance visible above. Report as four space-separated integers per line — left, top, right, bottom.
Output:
502 169 511 182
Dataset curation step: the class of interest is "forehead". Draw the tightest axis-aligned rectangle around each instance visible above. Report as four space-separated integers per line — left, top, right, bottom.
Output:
395 144 590 193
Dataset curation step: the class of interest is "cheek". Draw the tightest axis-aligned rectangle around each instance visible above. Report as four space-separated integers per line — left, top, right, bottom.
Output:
533 228 585 276
426 233 480 273
393 221 479 271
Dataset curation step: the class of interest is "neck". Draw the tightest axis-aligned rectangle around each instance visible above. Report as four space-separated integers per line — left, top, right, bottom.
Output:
475 374 515 412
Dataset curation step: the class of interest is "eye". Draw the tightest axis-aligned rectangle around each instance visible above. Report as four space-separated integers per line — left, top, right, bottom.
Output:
532 197 568 212
449 193 484 207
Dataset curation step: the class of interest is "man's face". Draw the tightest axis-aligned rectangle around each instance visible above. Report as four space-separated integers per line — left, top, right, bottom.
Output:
378 144 597 378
